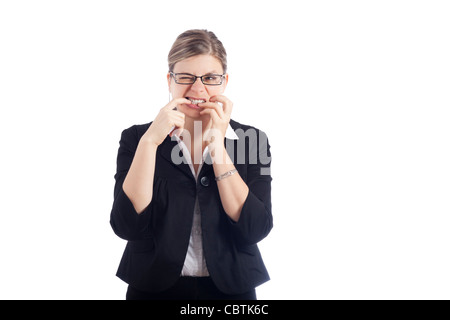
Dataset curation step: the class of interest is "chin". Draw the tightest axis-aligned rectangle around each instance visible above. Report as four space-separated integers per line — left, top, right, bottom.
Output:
179 104 203 119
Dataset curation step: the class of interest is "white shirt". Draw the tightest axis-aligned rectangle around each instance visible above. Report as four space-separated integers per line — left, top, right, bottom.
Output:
173 124 239 277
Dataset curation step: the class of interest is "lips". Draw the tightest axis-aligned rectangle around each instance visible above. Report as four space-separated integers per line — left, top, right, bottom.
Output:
186 97 206 105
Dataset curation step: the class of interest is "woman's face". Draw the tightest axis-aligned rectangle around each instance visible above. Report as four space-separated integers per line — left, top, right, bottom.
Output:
168 54 228 120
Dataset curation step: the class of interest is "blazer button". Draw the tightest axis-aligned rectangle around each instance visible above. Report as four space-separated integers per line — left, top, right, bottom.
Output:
200 176 210 187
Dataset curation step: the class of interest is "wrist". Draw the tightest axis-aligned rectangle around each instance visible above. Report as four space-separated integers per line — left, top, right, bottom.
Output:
140 134 160 148
215 169 237 181
209 144 233 165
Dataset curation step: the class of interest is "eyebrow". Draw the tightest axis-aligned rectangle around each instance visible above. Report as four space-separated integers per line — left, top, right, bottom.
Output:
176 71 222 75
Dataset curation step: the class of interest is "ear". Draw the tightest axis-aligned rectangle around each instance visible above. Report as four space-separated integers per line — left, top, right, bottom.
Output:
222 73 229 91
167 72 172 92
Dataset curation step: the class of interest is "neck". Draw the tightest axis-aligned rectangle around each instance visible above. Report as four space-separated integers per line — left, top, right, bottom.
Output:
182 116 210 142
181 116 210 169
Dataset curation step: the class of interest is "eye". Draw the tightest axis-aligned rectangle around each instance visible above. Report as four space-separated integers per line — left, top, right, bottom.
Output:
203 75 222 84
175 74 196 83
179 75 195 81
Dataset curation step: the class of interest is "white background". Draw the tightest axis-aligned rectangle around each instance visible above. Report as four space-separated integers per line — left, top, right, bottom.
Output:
1 0 449 300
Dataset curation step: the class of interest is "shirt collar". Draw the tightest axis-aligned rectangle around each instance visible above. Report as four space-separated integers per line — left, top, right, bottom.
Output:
171 124 238 179
225 123 239 140
173 123 239 141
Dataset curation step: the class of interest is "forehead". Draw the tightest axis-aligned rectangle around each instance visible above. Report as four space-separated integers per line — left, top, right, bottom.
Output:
173 54 223 74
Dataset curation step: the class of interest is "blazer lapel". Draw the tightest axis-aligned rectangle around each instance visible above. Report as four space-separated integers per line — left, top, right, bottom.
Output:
158 120 241 181
159 136 194 180
199 153 213 178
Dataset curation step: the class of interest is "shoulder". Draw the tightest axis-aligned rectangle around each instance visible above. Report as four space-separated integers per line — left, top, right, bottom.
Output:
119 122 152 141
229 119 272 166
229 119 270 141
230 119 266 133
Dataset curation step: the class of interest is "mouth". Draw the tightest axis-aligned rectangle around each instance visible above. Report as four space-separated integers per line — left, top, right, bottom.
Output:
186 97 206 105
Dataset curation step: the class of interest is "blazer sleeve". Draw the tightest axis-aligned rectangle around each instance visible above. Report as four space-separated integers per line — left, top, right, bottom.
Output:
229 129 273 245
110 125 154 241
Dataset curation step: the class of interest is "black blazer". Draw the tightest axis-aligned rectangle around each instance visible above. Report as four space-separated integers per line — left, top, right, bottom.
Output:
110 119 273 295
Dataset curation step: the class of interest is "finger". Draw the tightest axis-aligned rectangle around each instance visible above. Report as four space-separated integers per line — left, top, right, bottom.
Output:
171 109 186 120
168 111 185 136
209 95 233 117
199 108 221 123
169 126 184 137
165 109 184 126
169 118 185 137
172 112 185 128
198 101 225 118
165 97 191 110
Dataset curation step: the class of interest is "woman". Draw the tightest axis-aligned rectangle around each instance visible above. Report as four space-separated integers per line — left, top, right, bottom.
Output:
110 29 273 300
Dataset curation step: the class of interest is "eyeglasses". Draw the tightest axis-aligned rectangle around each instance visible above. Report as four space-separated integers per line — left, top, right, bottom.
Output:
170 72 225 86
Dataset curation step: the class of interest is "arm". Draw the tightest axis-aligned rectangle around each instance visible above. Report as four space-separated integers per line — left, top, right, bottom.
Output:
199 96 273 245
200 95 247 221
110 125 155 240
122 98 188 214
212 130 273 245
229 131 273 245
122 137 158 214
110 98 189 240
211 148 248 222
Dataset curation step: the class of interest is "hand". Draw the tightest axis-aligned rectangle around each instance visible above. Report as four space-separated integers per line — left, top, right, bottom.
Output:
198 95 233 146
142 98 190 146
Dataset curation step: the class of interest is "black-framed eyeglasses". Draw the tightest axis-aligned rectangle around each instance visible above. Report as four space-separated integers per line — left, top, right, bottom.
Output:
169 72 225 86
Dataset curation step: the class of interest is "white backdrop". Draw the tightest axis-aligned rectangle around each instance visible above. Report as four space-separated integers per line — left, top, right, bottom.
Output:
1 0 449 300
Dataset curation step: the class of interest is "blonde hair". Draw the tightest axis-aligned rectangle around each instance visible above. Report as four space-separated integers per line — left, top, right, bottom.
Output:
168 29 227 73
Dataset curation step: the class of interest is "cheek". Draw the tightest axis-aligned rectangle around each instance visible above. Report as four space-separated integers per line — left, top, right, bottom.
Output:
172 87 188 98
207 86 225 96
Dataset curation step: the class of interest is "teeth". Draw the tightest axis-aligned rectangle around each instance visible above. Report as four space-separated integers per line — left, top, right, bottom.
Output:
188 98 206 105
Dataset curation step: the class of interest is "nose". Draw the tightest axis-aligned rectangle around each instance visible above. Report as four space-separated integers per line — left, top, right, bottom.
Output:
190 77 206 92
